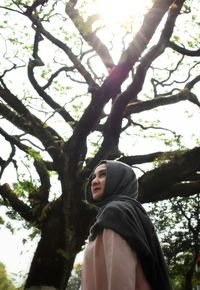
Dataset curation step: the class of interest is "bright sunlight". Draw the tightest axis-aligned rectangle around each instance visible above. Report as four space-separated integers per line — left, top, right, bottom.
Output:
88 0 150 25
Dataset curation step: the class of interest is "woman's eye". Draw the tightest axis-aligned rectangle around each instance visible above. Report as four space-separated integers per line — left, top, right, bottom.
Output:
100 172 106 177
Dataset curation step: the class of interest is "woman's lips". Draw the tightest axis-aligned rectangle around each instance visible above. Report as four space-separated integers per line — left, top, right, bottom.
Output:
93 187 101 192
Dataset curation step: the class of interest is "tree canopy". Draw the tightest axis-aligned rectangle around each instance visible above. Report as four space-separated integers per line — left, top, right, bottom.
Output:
0 0 199 288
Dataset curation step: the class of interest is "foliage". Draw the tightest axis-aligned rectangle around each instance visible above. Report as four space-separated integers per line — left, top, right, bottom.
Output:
66 263 82 290
147 194 200 289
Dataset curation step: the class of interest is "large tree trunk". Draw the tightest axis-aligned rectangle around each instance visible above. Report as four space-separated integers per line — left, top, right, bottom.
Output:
25 200 73 289
24 192 96 289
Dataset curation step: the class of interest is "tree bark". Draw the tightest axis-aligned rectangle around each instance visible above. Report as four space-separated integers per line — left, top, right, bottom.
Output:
25 200 70 289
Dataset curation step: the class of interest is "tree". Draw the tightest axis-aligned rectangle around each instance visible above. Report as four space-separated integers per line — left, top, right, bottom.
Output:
0 0 199 288
148 194 200 290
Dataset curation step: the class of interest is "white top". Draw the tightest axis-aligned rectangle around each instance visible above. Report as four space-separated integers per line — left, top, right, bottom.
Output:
81 229 152 290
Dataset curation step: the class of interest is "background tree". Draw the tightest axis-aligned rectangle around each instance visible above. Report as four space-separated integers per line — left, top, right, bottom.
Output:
0 0 200 289
148 194 200 290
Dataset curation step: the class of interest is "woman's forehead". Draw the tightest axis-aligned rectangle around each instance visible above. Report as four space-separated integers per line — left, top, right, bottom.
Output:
94 163 107 174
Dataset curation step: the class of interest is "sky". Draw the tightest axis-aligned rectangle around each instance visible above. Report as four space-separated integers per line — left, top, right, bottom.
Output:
0 225 37 286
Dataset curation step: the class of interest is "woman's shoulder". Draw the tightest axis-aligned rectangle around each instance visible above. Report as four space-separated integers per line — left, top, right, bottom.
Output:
100 200 130 219
103 198 138 212
101 199 149 223
103 200 125 212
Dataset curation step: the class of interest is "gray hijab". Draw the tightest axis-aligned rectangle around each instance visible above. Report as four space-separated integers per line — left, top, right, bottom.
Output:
85 160 138 207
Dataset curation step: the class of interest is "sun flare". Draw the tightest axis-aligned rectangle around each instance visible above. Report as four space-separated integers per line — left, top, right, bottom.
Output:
91 0 149 25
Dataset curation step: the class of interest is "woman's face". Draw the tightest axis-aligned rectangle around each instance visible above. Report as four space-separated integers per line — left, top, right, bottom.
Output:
91 163 107 201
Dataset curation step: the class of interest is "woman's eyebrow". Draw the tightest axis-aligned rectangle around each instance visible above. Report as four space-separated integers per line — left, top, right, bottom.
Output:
91 169 106 179
98 169 106 174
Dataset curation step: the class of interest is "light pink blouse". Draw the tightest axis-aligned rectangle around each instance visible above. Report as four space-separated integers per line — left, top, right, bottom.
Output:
81 229 152 290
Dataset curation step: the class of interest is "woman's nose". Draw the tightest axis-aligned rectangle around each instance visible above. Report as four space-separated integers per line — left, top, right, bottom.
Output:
92 177 99 185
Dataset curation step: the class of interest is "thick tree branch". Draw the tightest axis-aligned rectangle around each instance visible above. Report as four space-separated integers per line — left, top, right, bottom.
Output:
125 89 200 116
168 41 200 56
0 83 61 139
0 81 34 117
25 0 49 15
32 159 51 203
138 146 200 203
82 149 189 178
185 75 200 90
0 127 56 173
145 181 200 202
118 151 179 165
0 102 62 161
0 126 39 154
0 183 33 223
65 2 114 70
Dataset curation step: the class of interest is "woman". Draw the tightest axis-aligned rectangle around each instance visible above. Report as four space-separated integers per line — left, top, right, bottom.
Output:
81 160 172 290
